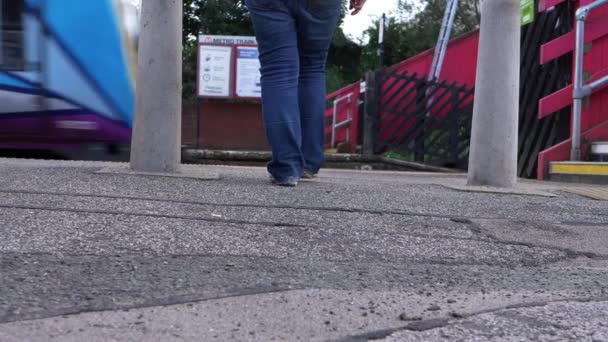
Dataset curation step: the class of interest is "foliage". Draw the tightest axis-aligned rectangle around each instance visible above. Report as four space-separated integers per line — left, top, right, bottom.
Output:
360 0 481 74
180 0 482 99
182 43 199 101
183 0 254 41
327 27 363 93
181 0 363 98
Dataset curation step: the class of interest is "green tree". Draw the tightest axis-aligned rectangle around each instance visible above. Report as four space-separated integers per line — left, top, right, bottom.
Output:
360 0 481 74
325 1 364 92
183 0 254 42
327 26 363 93
180 0 365 97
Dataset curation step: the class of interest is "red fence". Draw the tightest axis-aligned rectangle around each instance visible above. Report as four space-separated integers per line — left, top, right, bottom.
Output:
537 0 608 179
324 82 361 153
324 30 480 154
327 0 608 179
384 30 480 89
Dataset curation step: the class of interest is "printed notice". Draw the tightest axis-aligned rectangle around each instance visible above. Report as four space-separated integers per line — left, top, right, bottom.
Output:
235 47 262 98
198 45 232 97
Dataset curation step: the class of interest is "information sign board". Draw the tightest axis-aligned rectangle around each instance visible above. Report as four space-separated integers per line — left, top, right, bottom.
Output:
198 45 232 98
235 47 262 98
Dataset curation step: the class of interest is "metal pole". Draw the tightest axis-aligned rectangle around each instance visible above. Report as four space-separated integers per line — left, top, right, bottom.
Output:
467 0 520 188
428 0 453 82
130 0 183 173
587 76 608 92
377 13 386 69
433 0 458 81
426 0 458 112
571 14 585 161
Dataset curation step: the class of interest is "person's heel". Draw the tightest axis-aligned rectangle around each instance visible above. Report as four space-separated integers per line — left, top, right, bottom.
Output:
270 175 299 187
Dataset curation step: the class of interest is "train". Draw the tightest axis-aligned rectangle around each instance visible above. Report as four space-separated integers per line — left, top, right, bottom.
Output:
0 0 138 159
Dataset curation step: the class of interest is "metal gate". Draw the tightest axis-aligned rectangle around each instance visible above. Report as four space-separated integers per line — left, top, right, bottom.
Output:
374 71 474 169
363 0 573 175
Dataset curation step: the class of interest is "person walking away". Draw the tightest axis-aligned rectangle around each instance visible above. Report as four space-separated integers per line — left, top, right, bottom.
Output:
245 0 366 186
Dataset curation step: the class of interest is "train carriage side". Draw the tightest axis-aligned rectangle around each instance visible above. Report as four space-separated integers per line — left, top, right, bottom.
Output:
0 0 136 158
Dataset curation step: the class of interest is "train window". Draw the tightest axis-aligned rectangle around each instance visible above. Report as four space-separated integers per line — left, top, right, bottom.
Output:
0 0 25 71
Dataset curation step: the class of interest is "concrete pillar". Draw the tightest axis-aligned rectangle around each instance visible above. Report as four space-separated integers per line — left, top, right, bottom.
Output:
467 0 520 188
130 0 183 173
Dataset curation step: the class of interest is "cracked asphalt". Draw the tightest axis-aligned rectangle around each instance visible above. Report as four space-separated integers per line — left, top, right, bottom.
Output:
0 159 607 341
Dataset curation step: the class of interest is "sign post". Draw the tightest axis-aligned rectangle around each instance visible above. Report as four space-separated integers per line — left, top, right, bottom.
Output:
196 35 262 101
198 45 233 98
235 47 262 98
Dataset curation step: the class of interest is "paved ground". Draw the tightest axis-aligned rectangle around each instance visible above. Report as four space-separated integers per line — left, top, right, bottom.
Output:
0 158 607 341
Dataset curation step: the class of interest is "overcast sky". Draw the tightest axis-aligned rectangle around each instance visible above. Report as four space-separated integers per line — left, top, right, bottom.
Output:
127 0 402 40
343 0 402 40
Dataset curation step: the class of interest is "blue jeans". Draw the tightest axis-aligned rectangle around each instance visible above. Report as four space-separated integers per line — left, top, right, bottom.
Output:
245 0 342 181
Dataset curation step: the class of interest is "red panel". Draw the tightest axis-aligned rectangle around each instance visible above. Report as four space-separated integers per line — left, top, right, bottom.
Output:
541 20 608 64
325 82 361 152
371 30 480 144
538 85 573 119
539 4 608 121
388 30 480 88
538 4 608 175
325 30 479 151
537 139 570 180
349 85 361 153
185 102 269 150
581 31 608 131
540 33 574 65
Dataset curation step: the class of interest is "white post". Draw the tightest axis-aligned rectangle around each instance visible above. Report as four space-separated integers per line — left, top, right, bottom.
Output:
130 0 183 173
467 0 521 188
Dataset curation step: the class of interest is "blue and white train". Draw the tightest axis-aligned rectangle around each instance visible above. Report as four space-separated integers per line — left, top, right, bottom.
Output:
0 0 138 158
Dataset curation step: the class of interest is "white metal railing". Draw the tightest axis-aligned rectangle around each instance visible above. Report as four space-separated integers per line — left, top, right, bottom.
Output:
422 0 458 115
428 0 458 84
330 93 354 149
571 0 608 160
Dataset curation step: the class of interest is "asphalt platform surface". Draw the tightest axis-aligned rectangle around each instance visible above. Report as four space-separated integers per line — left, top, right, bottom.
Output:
0 158 607 341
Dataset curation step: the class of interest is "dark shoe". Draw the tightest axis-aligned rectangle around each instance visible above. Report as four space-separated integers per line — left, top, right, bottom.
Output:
301 170 318 179
270 175 298 187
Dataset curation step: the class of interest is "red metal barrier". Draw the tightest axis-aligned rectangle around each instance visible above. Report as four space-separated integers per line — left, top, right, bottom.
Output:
326 4 608 178
324 30 480 154
383 30 480 89
325 82 361 153
537 0 608 179
375 31 479 150
538 120 608 177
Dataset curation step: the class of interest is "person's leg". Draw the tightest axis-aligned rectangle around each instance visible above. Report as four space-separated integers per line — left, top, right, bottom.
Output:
245 0 303 182
296 0 342 175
